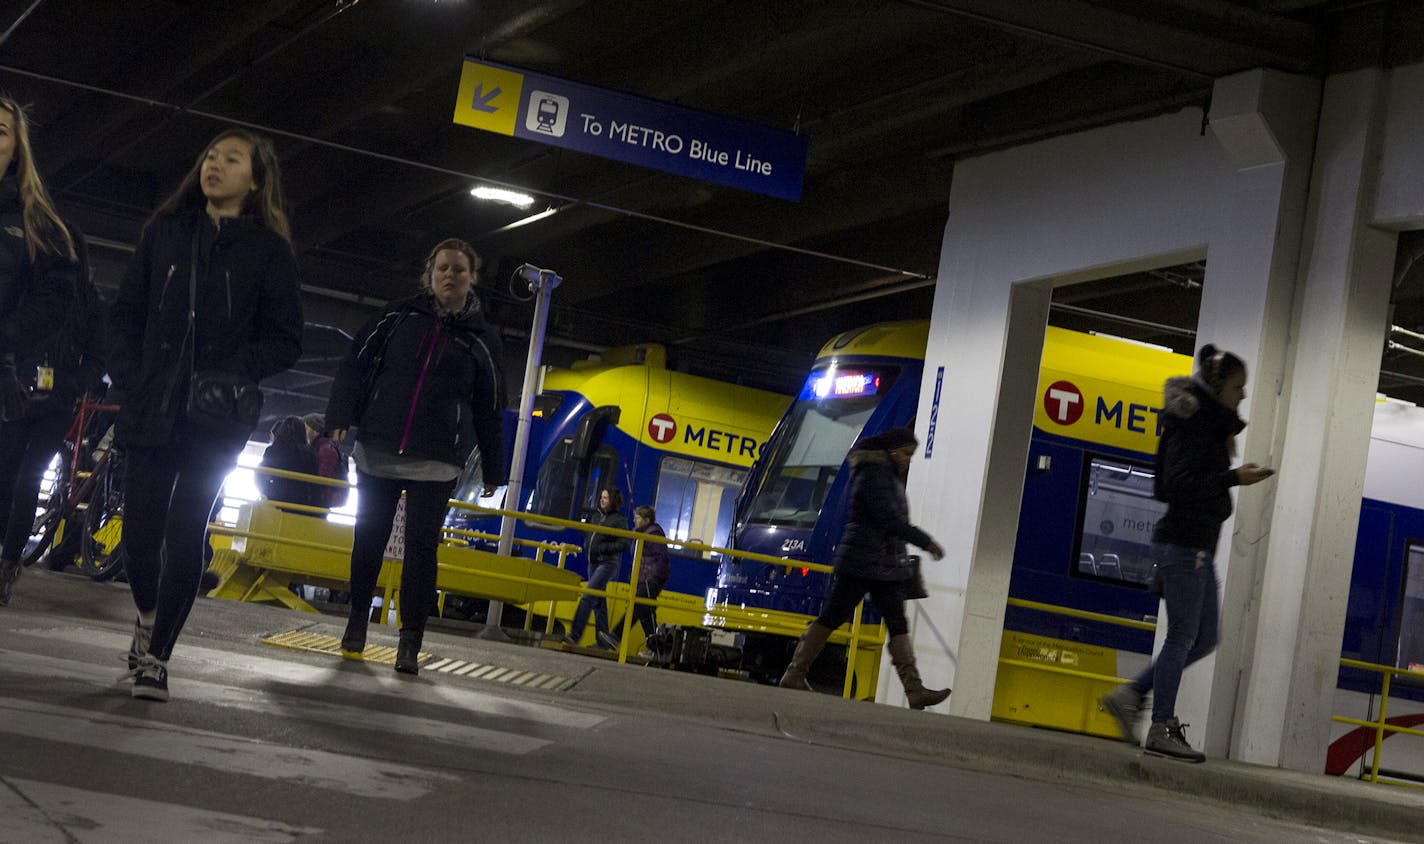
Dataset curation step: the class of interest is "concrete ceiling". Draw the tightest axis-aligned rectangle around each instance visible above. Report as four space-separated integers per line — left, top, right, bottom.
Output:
2 0 1419 411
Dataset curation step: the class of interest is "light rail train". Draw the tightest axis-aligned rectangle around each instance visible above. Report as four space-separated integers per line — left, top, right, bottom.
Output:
709 321 1424 779
444 343 790 640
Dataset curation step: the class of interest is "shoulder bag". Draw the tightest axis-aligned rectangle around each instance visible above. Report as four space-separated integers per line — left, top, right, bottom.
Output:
184 229 262 439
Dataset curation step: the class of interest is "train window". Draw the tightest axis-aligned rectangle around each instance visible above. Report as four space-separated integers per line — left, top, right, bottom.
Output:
1396 543 1424 674
578 445 621 515
655 456 747 556
1072 456 1166 587
528 439 621 520
529 439 578 518
744 365 898 529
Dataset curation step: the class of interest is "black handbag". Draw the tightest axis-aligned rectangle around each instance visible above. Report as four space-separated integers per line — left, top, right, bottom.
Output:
187 369 263 438
899 553 928 600
182 230 262 439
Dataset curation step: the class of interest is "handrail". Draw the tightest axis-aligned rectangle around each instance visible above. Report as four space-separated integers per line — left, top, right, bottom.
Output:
1332 657 1424 788
995 598 1155 696
1005 597 1157 631
211 491 879 697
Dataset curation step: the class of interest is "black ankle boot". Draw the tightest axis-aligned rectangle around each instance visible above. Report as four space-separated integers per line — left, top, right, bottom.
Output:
395 629 422 675
340 609 368 658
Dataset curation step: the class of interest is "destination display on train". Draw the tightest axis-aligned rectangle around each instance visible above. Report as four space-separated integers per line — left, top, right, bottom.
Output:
452 58 808 201
800 370 880 400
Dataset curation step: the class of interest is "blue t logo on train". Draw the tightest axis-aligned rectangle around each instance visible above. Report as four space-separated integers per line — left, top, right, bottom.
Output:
445 342 790 606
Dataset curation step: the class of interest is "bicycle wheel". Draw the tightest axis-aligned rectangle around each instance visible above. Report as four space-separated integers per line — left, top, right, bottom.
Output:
80 450 126 581
19 457 71 568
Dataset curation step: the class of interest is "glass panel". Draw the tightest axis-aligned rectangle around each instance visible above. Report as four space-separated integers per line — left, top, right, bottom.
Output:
655 455 746 555
1075 456 1166 586
743 365 898 529
529 438 577 518
579 445 621 516
1397 543 1424 673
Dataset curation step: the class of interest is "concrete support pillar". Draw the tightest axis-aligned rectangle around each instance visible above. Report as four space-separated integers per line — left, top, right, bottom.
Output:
1236 68 1399 771
1159 69 1320 757
894 108 1238 715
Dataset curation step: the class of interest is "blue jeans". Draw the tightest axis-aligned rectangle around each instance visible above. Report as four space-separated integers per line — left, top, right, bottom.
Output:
569 561 618 640
1129 542 1220 724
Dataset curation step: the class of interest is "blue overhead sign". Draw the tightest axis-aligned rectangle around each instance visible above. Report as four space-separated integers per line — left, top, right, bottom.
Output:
452 58 808 201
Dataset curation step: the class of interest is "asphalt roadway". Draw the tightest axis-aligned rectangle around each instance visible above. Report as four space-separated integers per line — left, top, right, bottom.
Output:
3 567 1423 843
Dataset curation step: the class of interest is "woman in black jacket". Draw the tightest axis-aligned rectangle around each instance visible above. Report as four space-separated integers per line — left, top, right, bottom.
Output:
260 416 320 509
778 427 950 709
0 96 94 606
111 128 303 701
1100 345 1273 762
565 487 629 650
325 237 505 674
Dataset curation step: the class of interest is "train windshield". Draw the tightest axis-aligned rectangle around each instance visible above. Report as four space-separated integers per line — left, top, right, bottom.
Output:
744 365 899 529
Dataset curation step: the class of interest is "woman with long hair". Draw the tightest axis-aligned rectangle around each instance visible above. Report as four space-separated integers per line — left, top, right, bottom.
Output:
325 237 505 675
0 95 96 606
1100 345 1274 761
565 487 629 650
110 127 303 701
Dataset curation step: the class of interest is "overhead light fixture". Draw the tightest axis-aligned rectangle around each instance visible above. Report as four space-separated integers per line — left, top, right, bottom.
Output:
470 186 535 209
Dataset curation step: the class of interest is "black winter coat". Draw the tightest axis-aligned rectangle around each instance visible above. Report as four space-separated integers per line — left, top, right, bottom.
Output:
587 509 629 568
635 521 670 584
1152 376 1245 551
0 179 99 415
325 293 506 483
109 211 303 446
261 441 320 508
832 448 935 580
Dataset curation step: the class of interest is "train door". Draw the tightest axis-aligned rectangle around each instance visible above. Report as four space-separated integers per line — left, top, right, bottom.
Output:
652 456 746 595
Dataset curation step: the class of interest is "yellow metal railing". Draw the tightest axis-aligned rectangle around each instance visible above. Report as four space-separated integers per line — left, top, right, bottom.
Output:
1333 658 1424 789
999 597 1157 685
219 466 879 697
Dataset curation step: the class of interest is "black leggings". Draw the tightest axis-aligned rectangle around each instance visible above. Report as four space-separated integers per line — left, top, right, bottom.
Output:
0 412 69 559
347 471 455 634
629 578 666 637
814 573 910 637
123 428 245 661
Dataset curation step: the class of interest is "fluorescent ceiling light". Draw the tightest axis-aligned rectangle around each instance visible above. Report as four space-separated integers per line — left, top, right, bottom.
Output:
470 186 535 208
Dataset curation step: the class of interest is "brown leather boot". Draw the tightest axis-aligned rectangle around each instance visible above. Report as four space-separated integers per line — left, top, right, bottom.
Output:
888 634 950 710
779 622 833 691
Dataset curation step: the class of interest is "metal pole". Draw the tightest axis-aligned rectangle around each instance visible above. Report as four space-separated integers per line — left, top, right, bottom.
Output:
479 265 561 641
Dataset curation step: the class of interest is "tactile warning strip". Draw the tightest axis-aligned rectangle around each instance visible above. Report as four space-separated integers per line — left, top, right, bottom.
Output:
260 630 573 691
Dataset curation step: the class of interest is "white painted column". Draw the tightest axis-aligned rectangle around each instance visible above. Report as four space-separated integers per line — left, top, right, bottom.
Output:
1236 67 1400 771
1161 69 1320 757
891 109 1241 715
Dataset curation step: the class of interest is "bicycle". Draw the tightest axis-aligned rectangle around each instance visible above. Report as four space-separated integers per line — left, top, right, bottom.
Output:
21 395 126 581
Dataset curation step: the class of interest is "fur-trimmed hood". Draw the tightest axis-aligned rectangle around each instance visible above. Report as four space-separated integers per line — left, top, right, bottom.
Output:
1162 376 1203 419
847 448 893 469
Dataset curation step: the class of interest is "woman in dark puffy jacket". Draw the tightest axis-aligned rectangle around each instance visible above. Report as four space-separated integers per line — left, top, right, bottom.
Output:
111 127 303 702
260 415 319 509
0 96 94 607
564 487 628 650
627 504 670 639
779 427 950 709
1100 345 1273 762
325 237 505 675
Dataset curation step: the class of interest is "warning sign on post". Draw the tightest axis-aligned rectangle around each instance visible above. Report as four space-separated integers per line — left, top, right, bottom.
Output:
383 495 407 561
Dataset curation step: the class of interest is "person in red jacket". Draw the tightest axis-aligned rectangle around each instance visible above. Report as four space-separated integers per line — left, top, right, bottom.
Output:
302 412 347 508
